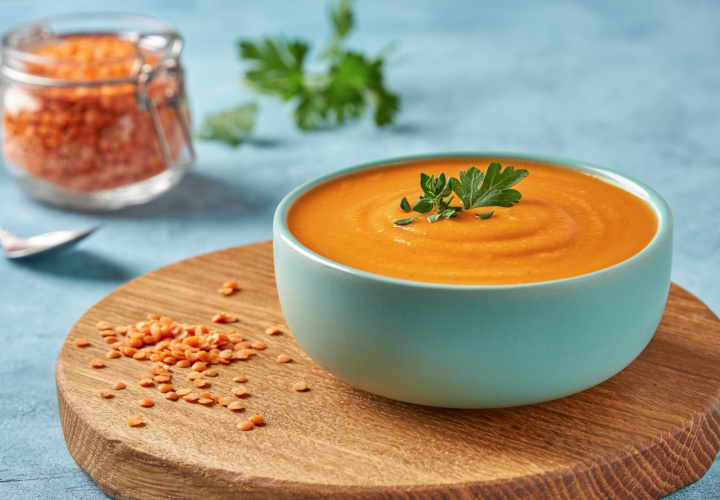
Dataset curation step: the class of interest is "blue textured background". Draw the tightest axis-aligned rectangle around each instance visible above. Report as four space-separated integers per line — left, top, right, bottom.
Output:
1 0 718 498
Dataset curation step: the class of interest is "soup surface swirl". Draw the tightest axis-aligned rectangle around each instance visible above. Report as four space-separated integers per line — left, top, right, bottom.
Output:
287 158 658 285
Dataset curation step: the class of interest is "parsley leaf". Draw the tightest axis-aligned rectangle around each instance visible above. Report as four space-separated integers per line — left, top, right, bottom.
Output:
450 162 529 209
243 0 398 131
394 217 418 226
197 103 258 147
476 210 495 219
393 162 528 226
240 39 308 100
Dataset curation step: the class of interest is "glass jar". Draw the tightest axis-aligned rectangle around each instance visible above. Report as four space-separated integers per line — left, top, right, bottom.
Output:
0 14 195 210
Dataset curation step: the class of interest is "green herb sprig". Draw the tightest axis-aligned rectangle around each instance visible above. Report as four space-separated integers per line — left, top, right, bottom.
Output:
393 162 529 226
199 0 400 145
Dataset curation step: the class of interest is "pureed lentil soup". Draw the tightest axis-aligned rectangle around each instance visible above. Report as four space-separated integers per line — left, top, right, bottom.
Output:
287 158 659 285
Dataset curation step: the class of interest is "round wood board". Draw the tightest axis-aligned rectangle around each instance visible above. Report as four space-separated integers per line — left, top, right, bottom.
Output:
57 241 720 500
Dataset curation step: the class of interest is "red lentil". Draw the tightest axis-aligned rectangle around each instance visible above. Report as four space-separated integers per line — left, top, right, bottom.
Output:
233 376 247 383
139 379 154 387
198 398 214 405
203 369 218 377
218 397 235 406
113 382 126 390
232 386 248 397
138 399 154 408
227 401 244 411
212 312 237 323
106 350 121 359
98 389 113 398
165 391 179 401
96 322 112 331
175 388 192 396
193 379 208 388
89 358 104 368
237 421 253 431
182 393 200 402
127 417 143 427
277 355 292 363
250 342 266 350
265 327 283 336
74 338 90 347
293 381 309 392
158 383 173 393
249 415 264 426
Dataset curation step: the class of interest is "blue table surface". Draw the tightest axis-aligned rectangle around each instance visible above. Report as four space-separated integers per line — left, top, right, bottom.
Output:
1 0 718 498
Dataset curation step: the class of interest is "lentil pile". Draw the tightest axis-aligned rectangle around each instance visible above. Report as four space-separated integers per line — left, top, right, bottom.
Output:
2 35 186 191
80 280 306 431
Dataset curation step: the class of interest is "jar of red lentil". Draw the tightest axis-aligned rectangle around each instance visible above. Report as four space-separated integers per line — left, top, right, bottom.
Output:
0 14 195 210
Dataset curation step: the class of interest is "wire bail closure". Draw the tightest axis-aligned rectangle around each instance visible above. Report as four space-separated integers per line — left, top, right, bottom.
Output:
132 34 195 170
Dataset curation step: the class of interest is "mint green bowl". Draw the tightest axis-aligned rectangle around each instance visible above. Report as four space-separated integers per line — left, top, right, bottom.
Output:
273 153 673 408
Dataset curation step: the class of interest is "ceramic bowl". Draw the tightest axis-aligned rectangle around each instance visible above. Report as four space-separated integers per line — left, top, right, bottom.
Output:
272 153 673 408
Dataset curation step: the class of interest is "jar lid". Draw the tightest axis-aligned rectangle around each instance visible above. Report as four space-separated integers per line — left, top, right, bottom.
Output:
1 13 182 86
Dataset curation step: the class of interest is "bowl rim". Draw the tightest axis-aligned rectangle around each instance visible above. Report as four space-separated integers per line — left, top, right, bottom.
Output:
274 151 673 290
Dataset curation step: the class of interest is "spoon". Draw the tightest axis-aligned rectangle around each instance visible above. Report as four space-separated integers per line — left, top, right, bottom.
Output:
0 225 101 259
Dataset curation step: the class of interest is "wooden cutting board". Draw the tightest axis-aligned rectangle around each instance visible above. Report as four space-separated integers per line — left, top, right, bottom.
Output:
57 241 720 499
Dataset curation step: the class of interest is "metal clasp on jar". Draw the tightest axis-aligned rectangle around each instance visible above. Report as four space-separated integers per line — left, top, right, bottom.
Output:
132 33 195 170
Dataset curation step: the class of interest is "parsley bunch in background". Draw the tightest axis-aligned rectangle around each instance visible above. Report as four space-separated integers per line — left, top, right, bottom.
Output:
198 0 400 146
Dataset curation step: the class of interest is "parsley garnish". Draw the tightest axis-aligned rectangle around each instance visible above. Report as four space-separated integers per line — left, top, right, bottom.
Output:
450 162 529 210
197 103 257 147
395 162 528 225
393 217 418 226
199 0 399 145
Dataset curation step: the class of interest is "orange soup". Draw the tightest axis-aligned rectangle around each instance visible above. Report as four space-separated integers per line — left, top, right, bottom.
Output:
287 158 658 285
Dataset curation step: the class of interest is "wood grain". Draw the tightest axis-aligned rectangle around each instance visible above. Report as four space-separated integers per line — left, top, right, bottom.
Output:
56 241 720 499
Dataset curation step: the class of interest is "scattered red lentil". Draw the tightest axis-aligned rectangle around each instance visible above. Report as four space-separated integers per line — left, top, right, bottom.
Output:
223 280 238 291
176 359 191 368
106 350 121 359
198 398 214 405
219 287 234 296
218 397 235 406
74 338 90 347
99 329 116 337
138 399 154 408
158 383 173 393
98 389 113 398
265 327 283 336
176 388 192 396
232 386 248 397
227 401 244 411
213 312 237 323
277 355 292 363
127 417 144 427
203 369 218 377
191 361 207 372
249 415 264 426
193 379 209 388
233 376 247 383
165 391 179 401
293 381 309 392
89 358 104 368
237 421 253 431
113 382 126 390
139 379 154 387
138 373 153 379
182 393 200 402
96 322 112 331
250 342 267 350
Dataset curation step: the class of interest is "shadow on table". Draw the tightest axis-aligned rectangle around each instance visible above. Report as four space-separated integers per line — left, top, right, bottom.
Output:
11 249 132 281
100 172 276 220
